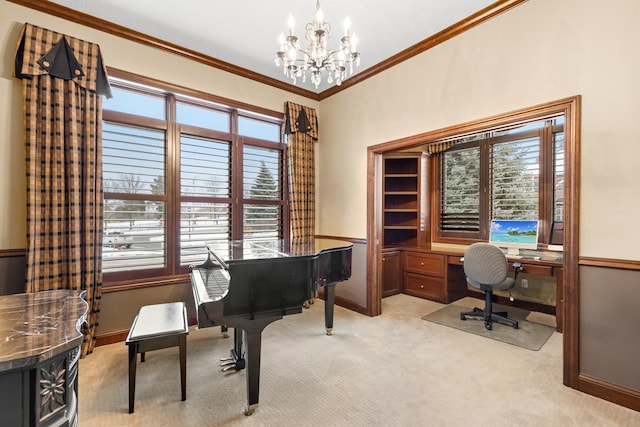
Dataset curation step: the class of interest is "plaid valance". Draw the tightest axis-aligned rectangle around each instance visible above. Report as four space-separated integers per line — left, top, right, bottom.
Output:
283 101 318 141
423 140 456 155
15 23 112 97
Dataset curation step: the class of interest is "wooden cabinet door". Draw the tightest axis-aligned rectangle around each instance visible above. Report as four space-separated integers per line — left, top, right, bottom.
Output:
382 250 401 297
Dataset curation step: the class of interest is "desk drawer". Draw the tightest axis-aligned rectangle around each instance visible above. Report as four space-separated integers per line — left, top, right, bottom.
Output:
510 263 553 277
404 252 445 277
404 272 444 301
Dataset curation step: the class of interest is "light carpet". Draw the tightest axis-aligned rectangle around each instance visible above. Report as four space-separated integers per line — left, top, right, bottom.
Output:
78 294 640 426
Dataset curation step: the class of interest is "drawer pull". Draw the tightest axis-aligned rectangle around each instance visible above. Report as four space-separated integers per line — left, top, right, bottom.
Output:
420 262 424 266
420 284 424 289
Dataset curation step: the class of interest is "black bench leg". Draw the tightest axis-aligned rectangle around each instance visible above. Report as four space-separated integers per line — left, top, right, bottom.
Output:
128 343 137 414
179 335 187 401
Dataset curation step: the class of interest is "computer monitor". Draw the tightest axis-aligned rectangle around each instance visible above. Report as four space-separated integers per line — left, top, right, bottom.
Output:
489 219 539 256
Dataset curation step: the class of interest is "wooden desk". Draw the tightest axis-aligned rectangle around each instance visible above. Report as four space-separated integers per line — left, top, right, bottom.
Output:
384 247 564 332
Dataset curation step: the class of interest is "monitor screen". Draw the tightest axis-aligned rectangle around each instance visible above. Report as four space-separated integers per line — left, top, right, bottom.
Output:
489 219 539 255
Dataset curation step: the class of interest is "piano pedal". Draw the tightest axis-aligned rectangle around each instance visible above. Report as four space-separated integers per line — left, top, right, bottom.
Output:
221 364 236 372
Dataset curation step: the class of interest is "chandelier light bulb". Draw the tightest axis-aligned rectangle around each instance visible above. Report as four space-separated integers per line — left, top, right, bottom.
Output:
274 0 361 89
343 17 351 36
288 14 295 35
314 8 324 30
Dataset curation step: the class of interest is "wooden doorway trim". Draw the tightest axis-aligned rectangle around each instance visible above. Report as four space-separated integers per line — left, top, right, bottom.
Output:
366 95 581 388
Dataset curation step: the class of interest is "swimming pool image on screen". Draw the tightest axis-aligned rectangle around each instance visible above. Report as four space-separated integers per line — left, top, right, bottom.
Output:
489 220 538 245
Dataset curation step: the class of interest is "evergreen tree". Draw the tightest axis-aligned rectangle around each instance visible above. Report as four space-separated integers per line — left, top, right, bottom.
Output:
245 161 279 231
491 140 538 220
442 135 539 233
249 161 277 200
442 147 480 232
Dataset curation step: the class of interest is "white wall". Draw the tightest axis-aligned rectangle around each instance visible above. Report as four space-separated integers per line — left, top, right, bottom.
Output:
317 0 640 261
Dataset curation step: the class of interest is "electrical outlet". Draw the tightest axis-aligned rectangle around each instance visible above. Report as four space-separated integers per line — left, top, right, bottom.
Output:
521 279 528 288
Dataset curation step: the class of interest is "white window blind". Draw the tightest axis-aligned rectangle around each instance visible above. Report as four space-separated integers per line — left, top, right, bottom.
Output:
243 145 282 240
441 146 480 234
102 122 166 272
101 76 286 283
490 136 540 220
180 135 231 265
553 132 565 222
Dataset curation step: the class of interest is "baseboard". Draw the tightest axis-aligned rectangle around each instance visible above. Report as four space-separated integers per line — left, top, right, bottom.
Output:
578 373 640 412
334 295 368 315
96 314 200 347
95 329 129 347
316 290 368 316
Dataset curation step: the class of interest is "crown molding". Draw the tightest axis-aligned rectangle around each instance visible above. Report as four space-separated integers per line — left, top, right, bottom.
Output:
8 0 319 100
318 0 527 99
8 0 527 101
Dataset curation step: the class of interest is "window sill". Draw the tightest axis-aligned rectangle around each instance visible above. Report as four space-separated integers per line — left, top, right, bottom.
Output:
102 274 190 293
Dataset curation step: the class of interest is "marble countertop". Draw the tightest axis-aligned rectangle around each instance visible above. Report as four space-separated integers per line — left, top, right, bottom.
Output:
0 290 88 372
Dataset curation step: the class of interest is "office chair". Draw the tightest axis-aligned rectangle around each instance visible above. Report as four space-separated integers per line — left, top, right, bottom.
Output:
460 243 520 330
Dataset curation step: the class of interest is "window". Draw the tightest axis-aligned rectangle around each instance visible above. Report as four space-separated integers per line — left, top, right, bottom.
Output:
437 118 564 244
102 76 286 284
242 145 284 239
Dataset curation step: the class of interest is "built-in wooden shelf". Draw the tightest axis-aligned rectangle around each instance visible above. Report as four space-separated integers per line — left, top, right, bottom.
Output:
382 155 423 247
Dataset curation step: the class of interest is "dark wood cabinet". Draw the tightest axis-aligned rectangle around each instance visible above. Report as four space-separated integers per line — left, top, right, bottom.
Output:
381 249 401 297
382 154 425 247
403 251 446 302
0 347 80 427
0 291 86 427
402 250 468 304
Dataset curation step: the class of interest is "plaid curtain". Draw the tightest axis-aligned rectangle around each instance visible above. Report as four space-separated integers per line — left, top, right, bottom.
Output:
15 23 111 356
284 102 318 240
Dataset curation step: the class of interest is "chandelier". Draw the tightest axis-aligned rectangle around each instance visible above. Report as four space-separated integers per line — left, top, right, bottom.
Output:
275 0 360 89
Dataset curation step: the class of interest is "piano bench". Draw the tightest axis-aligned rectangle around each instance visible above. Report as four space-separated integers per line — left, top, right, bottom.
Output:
125 302 189 414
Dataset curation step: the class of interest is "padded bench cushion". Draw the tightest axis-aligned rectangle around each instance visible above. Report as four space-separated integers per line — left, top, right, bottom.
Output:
126 302 188 342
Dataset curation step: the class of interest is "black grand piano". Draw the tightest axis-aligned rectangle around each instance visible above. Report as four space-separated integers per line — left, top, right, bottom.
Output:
189 238 352 415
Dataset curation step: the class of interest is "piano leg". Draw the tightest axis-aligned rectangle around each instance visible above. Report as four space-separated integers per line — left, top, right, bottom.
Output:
243 329 261 416
324 283 337 335
233 317 282 416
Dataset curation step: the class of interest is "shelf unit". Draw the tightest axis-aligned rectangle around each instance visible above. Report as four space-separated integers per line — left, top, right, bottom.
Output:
382 154 425 247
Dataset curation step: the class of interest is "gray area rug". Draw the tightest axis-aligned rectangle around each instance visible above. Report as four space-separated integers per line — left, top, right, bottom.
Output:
422 302 555 351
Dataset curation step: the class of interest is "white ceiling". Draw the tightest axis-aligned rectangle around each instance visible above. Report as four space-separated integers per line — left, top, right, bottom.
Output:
50 0 496 93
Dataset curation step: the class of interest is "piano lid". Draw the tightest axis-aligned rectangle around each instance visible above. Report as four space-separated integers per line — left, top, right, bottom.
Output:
206 238 353 263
